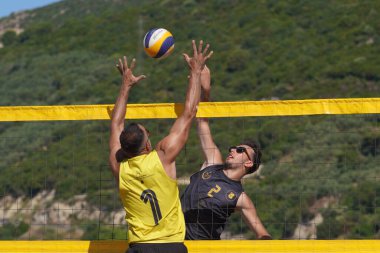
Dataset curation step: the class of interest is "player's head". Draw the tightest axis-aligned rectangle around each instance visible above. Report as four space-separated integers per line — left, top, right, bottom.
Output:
119 122 151 158
226 140 261 174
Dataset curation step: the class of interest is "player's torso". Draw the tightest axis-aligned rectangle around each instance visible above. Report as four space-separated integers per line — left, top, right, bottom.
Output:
186 165 242 207
119 150 185 243
181 165 243 239
182 165 243 221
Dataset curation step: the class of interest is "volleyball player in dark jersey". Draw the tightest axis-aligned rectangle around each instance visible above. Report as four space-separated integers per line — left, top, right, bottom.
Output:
180 66 271 240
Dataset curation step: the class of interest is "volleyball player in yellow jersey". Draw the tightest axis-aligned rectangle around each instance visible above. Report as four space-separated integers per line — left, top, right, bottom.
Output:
109 40 213 253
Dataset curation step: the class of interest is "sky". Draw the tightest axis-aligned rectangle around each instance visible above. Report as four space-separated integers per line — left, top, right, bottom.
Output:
0 0 62 18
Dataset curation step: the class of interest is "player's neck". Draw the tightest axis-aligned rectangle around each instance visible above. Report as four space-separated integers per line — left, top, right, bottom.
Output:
223 166 244 181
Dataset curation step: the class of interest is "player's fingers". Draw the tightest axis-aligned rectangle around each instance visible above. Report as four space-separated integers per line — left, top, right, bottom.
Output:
116 64 123 75
202 44 210 55
130 58 136 70
192 40 197 57
136 75 146 82
183 53 190 62
205 50 214 60
123 56 128 69
198 40 203 54
118 58 124 72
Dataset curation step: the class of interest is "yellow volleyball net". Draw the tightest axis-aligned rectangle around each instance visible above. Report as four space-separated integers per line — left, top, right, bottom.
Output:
0 98 379 252
1 98 379 121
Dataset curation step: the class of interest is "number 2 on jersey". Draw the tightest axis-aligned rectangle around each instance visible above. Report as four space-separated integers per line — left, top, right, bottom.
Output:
140 189 162 225
207 184 221 197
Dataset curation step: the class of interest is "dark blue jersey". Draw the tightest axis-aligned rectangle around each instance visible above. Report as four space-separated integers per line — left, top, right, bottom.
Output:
180 164 243 240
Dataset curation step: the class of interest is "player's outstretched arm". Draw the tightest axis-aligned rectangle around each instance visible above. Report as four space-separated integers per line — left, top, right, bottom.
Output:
157 40 213 179
236 192 272 239
197 65 223 170
109 57 146 181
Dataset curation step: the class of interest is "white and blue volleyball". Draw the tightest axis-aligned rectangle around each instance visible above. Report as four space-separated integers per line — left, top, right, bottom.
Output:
143 28 174 59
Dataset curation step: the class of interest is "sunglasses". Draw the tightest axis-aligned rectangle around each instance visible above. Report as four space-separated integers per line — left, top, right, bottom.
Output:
228 146 251 161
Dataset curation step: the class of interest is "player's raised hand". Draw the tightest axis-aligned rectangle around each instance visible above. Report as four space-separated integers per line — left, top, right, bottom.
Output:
183 40 213 71
116 56 146 87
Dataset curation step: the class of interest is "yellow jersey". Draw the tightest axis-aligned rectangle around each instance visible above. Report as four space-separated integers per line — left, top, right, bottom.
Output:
119 150 185 244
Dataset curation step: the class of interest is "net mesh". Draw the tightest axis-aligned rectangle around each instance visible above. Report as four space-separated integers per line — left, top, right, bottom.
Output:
0 109 379 240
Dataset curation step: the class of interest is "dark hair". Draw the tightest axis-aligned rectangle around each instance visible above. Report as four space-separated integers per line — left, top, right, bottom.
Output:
241 140 262 174
119 123 145 158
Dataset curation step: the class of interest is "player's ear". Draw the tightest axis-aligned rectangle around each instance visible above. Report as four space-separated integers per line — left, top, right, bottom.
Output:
146 139 152 151
244 160 253 169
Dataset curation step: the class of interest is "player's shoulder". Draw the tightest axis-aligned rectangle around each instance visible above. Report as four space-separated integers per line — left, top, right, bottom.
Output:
236 191 254 207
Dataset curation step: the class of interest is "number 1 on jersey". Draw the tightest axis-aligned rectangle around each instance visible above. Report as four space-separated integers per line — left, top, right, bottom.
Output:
140 189 162 225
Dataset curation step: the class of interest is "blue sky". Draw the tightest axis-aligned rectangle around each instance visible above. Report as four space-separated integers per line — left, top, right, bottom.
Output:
0 0 62 18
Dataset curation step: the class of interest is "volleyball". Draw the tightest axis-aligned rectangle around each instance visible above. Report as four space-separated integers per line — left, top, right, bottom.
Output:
143 28 174 59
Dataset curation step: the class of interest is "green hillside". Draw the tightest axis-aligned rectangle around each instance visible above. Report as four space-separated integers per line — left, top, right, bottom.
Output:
0 0 379 239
